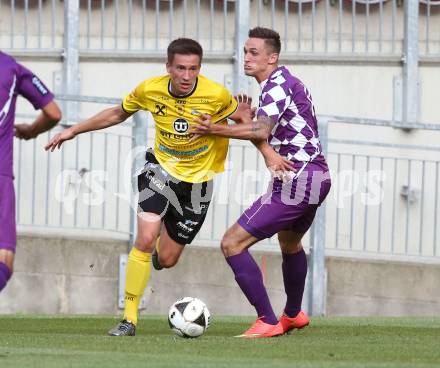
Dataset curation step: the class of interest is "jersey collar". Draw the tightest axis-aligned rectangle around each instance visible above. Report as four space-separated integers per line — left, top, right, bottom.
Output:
259 66 284 90
168 78 198 98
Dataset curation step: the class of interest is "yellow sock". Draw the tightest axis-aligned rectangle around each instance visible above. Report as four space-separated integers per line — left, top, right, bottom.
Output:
123 247 151 325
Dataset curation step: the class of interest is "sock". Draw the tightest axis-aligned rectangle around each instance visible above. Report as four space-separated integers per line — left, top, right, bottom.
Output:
226 251 277 325
0 262 12 292
282 249 307 317
123 247 152 325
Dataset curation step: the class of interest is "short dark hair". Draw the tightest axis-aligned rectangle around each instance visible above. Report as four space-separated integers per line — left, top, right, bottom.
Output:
248 27 281 54
167 38 203 64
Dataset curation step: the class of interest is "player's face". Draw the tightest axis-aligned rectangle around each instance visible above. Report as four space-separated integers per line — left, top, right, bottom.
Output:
167 54 201 95
243 38 278 81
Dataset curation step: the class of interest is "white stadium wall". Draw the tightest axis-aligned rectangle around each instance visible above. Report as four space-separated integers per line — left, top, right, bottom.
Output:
1 236 439 316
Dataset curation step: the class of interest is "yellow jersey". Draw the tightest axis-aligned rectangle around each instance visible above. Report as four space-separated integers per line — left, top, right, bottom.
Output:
122 75 238 183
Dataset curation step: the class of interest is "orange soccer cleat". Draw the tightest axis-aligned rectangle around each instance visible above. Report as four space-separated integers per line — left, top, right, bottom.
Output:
235 317 283 339
277 310 310 334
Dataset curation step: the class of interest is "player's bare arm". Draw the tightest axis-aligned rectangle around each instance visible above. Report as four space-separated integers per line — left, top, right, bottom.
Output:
45 105 131 151
193 114 294 172
225 95 292 172
193 113 273 140
253 140 295 173
14 101 62 140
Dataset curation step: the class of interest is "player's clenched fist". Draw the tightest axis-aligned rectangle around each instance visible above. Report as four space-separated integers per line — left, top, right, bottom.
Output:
45 128 76 152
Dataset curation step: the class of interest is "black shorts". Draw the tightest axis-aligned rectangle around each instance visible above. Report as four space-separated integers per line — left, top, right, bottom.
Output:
137 150 212 245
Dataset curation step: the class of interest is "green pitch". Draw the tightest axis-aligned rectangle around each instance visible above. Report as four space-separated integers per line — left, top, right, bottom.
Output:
0 316 439 368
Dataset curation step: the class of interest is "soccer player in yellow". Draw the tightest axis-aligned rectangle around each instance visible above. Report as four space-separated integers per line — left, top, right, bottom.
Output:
45 38 250 336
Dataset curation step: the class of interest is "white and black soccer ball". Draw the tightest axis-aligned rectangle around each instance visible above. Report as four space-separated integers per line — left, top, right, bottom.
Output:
168 297 211 338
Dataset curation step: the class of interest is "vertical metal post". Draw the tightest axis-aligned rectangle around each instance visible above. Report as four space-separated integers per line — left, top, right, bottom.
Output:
402 0 419 125
308 118 329 316
234 0 250 95
129 112 148 246
63 0 80 124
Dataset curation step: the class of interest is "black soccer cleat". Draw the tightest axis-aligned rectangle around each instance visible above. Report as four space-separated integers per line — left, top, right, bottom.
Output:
107 320 136 336
152 247 163 271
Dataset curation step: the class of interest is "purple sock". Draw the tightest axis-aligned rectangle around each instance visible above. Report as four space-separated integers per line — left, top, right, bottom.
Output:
226 251 277 325
282 249 308 317
0 262 12 292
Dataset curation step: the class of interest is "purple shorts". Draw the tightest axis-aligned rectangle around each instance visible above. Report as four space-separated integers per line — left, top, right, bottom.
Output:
0 175 16 252
238 163 331 240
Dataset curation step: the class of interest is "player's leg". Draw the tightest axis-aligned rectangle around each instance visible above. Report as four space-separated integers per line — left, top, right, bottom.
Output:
108 213 161 336
0 250 14 292
221 223 279 337
227 178 317 337
277 230 310 332
155 225 185 268
109 152 168 336
124 213 161 322
153 179 212 270
0 176 16 292
278 230 307 316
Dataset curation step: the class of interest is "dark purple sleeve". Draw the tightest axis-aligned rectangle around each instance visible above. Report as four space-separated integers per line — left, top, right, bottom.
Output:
16 64 54 110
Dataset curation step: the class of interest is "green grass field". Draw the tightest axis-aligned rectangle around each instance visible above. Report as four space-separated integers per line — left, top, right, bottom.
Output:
0 315 439 368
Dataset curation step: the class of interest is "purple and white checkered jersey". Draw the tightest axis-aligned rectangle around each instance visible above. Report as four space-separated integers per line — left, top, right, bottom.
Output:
257 66 327 173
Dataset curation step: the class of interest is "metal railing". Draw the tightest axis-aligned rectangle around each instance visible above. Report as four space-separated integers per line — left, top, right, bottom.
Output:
14 95 440 261
75 0 236 54
253 0 403 56
323 117 440 259
420 0 440 56
1 0 439 58
0 0 64 52
15 103 133 240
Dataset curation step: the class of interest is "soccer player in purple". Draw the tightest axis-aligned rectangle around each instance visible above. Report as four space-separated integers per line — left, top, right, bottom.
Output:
0 51 62 292
193 27 331 338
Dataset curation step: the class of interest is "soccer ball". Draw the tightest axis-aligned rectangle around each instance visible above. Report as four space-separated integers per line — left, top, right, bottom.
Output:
168 297 211 338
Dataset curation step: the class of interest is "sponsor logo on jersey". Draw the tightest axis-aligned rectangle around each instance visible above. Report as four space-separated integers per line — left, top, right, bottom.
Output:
176 105 185 116
158 144 208 157
177 232 190 239
159 129 195 141
173 118 189 133
155 104 167 116
32 76 48 95
175 100 186 115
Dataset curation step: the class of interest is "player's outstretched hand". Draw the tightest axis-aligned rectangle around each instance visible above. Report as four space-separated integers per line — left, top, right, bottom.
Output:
233 94 255 124
44 128 76 152
235 94 252 106
14 124 37 140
